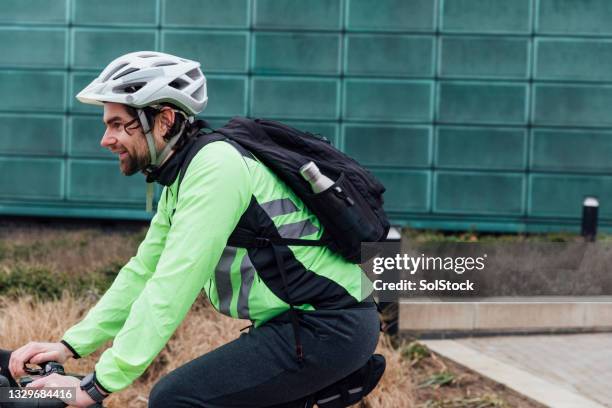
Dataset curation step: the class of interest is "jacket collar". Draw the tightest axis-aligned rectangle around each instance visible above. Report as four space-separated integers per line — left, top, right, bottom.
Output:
144 136 198 187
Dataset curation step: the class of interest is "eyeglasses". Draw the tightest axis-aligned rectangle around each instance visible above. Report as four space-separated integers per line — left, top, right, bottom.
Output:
123 117 141 136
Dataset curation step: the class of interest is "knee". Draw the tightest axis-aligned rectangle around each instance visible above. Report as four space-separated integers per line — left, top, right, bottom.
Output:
148 375 176 408
149 371 211 408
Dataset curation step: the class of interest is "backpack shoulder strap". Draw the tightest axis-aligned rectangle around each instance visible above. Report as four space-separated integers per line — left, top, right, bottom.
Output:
175 130 259 202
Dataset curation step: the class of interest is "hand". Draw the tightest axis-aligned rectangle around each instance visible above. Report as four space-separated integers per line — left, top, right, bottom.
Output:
9 342 74 379
26 374 97 408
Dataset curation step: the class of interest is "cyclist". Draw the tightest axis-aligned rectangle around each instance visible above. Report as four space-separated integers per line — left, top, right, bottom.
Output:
7 51 380 407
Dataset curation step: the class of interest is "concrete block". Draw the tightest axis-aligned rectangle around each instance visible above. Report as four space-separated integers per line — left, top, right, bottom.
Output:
399 302 475 331
475 302 585 330
583 303 612 328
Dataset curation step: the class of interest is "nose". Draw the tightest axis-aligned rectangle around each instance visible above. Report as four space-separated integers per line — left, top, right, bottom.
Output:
100 129 118 148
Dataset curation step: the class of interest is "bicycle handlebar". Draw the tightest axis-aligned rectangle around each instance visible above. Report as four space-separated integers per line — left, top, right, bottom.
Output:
0 361 103 408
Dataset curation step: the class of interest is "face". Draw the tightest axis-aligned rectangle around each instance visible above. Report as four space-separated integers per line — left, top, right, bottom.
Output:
100 103 151 175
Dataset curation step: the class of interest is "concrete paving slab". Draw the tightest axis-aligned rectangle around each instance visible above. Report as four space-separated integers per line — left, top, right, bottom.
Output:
423 334 612 408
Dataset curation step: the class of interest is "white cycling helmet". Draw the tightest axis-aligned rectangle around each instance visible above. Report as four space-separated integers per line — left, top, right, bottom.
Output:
77 51 208 212
76 50 207 116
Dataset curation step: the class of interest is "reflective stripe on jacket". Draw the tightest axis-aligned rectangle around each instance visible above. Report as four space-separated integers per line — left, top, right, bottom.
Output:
62 140 373 392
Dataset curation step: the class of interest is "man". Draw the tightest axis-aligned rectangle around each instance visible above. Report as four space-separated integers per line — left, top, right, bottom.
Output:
5 51 379 407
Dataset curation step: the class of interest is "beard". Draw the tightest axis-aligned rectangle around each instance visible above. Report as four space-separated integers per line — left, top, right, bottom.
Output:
120 150 149 176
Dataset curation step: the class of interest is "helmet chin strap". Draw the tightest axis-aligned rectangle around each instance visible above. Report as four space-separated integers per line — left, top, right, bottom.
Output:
137 108 190 212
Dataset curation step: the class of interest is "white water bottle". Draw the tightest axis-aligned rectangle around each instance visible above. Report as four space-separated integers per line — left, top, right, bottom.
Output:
300 161 334 194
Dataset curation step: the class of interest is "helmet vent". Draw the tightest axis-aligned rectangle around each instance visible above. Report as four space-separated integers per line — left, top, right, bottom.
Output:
112 67 139 80
101 63 128 82
192 84 205 100
113 82 145 94
154 61 177 67
169 77 190 90
185 68 201 80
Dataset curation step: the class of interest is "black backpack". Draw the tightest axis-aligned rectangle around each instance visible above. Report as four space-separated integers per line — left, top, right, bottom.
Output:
176 117 390 365
180 117 390 264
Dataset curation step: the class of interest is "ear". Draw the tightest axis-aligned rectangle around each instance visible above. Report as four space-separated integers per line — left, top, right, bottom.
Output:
157 107 175 133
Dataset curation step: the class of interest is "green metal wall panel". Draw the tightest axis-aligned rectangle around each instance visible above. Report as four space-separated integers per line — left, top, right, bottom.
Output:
441 0 532 33
1 0 611 234
0 28 67 68
0 158 64 200
439 37 530 79
163 0 249 28
372 170 431 213
436 127 527 171
68 160 146 204
163 31 249 73
253 33 341 75
435 172 525 215
344 80 433 122
438 82 528 125
347 0 435 32
344 125 431 168
0 114 65 156
345 35 434 77
530 175 612 218
535 39 612 81
0 71 65 112
255 0 342 30
205 76 248 117
252 78 339 119
531 130 612 173
0 0 68 25
72 0 158 27
533 84 612 126
537 0 612 35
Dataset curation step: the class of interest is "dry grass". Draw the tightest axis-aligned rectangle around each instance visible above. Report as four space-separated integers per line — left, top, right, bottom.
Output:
0 221 145 298
0 221 548 407
0 222 143 276
0 293 414 408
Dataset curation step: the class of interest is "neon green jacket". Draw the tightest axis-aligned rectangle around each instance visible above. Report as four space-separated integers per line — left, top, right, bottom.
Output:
62 140 372 392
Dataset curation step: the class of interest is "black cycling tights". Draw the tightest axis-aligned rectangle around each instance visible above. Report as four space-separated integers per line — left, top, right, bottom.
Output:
148 306 380 408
